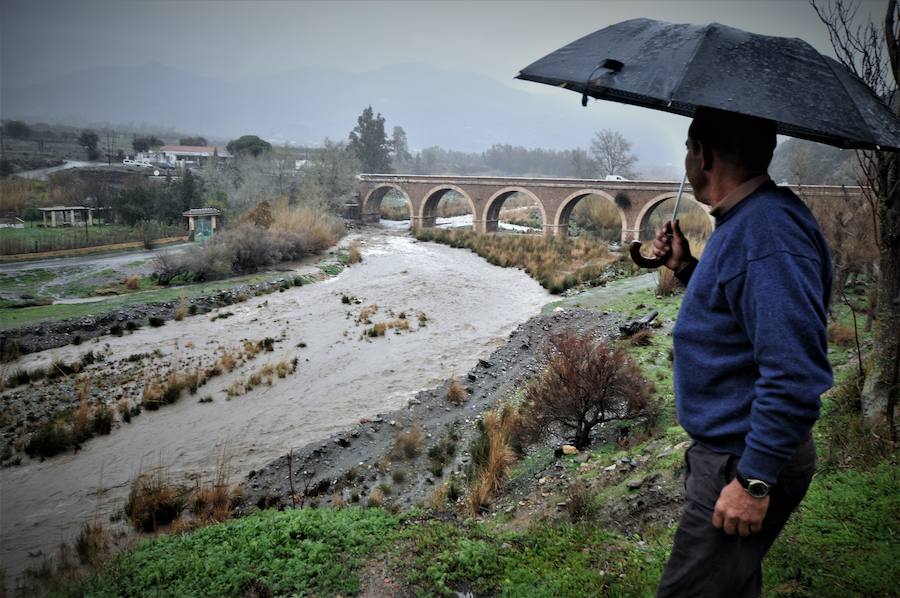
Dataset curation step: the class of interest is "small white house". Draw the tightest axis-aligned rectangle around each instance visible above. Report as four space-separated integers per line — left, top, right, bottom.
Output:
160 145 232 166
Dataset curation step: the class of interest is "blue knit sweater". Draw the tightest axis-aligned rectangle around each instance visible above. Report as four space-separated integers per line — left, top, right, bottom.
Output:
673 182 833 484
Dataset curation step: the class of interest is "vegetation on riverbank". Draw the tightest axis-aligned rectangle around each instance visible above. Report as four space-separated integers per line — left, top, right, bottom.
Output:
414 228 624 293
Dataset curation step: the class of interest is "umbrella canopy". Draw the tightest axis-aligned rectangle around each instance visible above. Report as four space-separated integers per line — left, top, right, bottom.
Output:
516 18 900 151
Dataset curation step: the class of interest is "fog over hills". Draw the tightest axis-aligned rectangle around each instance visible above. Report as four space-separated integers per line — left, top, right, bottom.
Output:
1 61 686 175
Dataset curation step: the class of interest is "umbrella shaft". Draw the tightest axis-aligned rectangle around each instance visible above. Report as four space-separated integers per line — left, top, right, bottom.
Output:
670 172 687 223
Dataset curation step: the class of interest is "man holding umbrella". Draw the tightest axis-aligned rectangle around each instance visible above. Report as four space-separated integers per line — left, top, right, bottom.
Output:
650 107 832 596
517 17 900 596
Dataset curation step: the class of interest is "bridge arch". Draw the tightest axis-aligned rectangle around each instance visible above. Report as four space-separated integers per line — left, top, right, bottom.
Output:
361 184 414 223
419 184 477 227
484 187 546 233
634 192 711 241
553 189 627 240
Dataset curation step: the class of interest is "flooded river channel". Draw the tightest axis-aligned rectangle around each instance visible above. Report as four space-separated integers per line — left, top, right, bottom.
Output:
0 229 550 583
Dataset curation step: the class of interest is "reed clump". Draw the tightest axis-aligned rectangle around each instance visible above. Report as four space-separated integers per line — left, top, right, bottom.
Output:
465 407 520 516
415 228 613 294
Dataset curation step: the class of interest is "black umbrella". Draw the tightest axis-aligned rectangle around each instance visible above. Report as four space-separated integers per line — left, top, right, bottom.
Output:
516 17 900 267
516 17 900 151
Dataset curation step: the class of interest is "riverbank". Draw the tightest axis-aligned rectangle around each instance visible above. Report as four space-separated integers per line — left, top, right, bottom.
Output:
1 229 553 590
34 275 896 597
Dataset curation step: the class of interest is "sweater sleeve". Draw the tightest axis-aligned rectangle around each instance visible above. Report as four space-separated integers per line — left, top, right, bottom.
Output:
674 258 698 286
723 251 832 484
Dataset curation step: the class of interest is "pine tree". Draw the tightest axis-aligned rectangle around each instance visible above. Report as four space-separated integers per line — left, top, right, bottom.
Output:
348 106 392 173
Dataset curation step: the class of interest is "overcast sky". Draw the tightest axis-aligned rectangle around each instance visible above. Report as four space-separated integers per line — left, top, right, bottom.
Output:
0 0 888 169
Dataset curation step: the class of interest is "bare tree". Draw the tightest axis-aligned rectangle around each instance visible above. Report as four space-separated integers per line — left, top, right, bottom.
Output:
590 129 638 178
522 332 653 449
812 0 899 435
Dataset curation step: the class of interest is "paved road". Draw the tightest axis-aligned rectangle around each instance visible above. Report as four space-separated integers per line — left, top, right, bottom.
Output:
0 242 190 275
14 160 102 180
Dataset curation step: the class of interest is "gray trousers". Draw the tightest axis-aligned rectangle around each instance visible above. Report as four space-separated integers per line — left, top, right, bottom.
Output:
656 435 815 598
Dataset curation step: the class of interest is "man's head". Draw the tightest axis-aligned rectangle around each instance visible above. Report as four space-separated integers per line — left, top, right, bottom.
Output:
685 107 777 204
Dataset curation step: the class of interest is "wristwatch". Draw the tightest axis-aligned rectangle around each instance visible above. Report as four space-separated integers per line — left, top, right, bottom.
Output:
736 471 771 498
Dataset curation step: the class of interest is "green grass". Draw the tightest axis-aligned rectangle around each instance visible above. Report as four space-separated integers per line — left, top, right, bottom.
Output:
764 460 899 597
392 517 668 597
56 508 401 597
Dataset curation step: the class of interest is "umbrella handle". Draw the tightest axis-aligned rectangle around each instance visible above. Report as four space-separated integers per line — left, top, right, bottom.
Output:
628 172 687 269
629 240 670 268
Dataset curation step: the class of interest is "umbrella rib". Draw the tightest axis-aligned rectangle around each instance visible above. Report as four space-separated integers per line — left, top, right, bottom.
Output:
820 57 882 147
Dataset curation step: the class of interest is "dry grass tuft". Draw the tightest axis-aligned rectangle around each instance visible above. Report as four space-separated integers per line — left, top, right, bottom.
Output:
357 304 379 324
390 424 423 461
125 468 187 532
629 328 653 346
367 322 387 337
174 298 189 321
828 322 855 346
124 275 141 290
656 267 679 296
445 380 467 406
466 409 519 516
386 318 410 331
367 488 384 508
430 483 449 509
75 520 110 566
347 240 363 264
189 454 237 525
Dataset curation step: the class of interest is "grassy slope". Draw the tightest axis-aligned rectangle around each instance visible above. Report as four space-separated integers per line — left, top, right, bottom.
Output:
51 278 897 597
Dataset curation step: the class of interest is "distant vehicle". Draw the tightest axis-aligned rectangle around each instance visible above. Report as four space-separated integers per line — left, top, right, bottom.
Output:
604 174 628 181
122 159 135 166
134 161 153 168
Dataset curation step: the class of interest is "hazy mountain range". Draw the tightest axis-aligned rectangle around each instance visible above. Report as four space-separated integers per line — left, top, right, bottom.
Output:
1 61 685 173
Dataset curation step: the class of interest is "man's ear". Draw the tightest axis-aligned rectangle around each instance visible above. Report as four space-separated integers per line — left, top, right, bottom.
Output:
697 140 714 172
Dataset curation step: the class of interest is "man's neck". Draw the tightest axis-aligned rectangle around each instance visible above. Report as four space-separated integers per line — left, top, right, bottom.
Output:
709 173 771 218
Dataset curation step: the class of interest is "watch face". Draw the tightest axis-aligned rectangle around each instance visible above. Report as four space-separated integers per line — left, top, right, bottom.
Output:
747 480 769 498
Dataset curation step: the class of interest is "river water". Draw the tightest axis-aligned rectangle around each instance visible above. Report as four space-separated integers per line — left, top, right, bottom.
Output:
0 229 550 584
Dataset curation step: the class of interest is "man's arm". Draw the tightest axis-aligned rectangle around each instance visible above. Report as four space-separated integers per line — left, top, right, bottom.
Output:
724 251 832 483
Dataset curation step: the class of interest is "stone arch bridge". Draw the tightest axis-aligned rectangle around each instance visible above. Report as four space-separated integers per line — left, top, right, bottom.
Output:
357 174 863 242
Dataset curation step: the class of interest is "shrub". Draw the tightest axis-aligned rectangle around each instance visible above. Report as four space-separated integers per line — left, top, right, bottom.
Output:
148 316 165 327
521 331 653 449
125 469 188 532
124 275 140 290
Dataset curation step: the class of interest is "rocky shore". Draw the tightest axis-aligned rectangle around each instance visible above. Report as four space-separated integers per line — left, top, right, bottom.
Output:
0 272 324 360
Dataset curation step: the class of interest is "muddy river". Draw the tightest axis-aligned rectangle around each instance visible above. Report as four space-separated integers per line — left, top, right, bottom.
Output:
0 228 551 583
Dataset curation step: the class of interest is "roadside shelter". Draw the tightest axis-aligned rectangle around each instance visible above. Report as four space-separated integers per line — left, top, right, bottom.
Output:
183 208 222 242
39 206 95 227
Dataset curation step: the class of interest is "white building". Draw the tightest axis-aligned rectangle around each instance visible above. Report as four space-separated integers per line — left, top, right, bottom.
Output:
157 145 232 166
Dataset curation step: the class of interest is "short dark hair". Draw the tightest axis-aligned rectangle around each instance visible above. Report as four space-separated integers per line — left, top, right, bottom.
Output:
688 107 777 174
